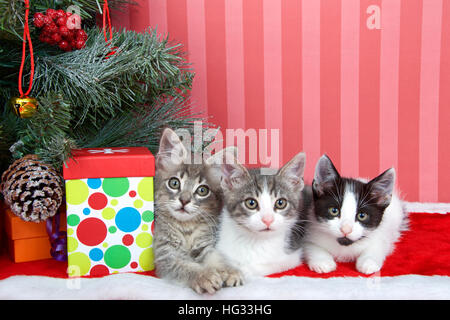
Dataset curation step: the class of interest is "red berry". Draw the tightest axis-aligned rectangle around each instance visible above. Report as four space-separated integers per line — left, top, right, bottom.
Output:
51 32 62 43
33 19 44 28
59 25 70 38
46 9 57 20
66 12 72 17
74 39 86 50
38 32 47 43
33 12 45 26
34 12 44 20
58 40 71 51
43 23 58 34
76 29 87 41
56 9 65 19
56 16 67 27
42 15 52 26
42 24 52 33
40 34 52 44
40 29 51 37
33 16 44 28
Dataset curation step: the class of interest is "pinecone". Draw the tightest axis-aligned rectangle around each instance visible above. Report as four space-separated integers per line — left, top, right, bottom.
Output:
1 155 64 223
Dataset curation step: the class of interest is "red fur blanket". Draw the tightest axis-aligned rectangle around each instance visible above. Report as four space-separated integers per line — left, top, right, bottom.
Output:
1 212 449 280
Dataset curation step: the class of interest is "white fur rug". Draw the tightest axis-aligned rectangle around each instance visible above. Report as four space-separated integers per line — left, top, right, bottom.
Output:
1 201 449 300
0 273 449 300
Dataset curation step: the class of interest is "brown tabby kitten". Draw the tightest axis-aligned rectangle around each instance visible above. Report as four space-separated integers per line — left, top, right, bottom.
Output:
153 128 243 294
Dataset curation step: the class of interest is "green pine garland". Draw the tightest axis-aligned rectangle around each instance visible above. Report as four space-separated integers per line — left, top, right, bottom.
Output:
32 28 194 125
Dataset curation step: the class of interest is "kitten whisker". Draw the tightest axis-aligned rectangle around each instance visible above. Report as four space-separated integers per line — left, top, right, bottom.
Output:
359 193 379 209
198 212 218 230
296 218 312 224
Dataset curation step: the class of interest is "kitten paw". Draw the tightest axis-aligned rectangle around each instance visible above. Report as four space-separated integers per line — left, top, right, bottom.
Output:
190 269 223 295
222 267 244 287
308 259 337 273
356 257 381 275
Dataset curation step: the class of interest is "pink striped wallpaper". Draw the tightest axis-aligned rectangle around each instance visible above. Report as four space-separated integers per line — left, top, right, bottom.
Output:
112 0 450 203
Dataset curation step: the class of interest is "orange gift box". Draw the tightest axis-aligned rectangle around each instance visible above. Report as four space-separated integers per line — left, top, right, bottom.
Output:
3 206 66 263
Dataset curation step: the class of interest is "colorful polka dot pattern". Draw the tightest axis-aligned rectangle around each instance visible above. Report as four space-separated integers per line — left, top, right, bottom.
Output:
65 177 154 277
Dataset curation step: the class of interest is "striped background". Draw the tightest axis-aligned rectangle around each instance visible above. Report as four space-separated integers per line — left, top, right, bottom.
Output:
112 0 450 203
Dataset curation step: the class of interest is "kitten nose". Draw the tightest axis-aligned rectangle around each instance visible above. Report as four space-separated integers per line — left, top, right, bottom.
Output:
262 215 274 228
180 198 191 206
340 224 353 236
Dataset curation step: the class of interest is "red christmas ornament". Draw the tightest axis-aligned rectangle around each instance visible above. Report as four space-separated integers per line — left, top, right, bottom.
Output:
34 9 87 52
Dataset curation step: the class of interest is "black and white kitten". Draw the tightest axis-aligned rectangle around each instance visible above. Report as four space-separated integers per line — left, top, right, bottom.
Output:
304 155 408 275
216 152 312 278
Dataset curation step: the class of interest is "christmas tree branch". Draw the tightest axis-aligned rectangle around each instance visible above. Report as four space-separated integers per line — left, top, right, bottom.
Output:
0 0 24 40
0 105 23 172
32 27 193 127
75 97 209 153
11 93 76 167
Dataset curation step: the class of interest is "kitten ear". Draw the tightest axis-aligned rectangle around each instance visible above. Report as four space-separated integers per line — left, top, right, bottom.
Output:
221 155 250 191
368 168 396 206
205 147 239 186
313 154 340 196
156 127 189 169
278 152 306 190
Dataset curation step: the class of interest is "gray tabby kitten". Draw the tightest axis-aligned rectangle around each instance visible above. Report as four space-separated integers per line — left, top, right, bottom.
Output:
153 128 243 294
216 152 312 278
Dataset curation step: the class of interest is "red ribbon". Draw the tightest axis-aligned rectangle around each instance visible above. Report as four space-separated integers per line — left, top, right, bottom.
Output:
102 0 117 58
18 0 35 97
102 0 112 44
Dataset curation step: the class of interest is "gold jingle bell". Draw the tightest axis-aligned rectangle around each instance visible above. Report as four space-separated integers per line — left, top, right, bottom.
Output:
10 96 38 118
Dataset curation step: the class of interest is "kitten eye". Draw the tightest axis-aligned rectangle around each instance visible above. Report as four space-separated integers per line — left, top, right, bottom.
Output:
168 177 180 190
328 207 340 217
244 198 259 210
196 185 210 197
274 198 287 210
357 212 368 222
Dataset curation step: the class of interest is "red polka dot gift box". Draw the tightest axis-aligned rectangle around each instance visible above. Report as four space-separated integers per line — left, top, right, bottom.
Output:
63 147 155 277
